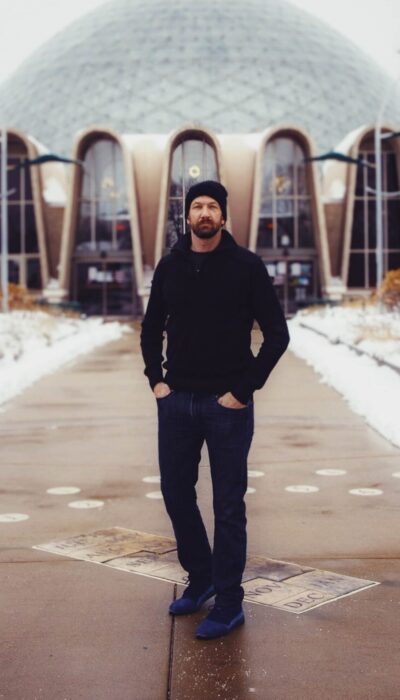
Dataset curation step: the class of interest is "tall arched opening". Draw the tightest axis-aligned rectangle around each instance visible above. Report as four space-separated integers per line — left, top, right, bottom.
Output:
63 132 141 316
346 131 400 290
1 131 48 292
155 127 223 264
250 128 328 315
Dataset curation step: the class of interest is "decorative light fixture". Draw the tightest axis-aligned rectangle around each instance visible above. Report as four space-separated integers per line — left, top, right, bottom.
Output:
189 164 200 178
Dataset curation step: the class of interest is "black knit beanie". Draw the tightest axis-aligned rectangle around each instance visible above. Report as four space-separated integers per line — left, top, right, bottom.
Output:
185 180 228 221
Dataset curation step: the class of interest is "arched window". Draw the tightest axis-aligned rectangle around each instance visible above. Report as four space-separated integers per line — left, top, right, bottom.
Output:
256 136 317 315
166 138 218 250
257 137 314 251
76 139 132 253
348 137 400 288
72 137 137 316
5 137 41 289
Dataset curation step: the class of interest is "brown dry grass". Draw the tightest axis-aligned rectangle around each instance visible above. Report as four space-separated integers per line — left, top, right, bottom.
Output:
373 268 400 310
0 284 80 318
353 325 400 343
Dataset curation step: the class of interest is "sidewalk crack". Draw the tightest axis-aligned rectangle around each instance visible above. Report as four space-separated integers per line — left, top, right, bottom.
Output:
166 583 177 700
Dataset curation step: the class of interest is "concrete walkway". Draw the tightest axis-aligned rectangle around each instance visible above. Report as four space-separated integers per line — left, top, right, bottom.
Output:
1 323 399 700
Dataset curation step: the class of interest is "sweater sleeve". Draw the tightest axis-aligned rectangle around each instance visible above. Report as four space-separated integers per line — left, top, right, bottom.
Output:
140 263 168 389
230 257 290 404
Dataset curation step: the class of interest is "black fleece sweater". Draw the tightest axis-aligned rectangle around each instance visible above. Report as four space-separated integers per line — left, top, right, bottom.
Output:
140 230 290 404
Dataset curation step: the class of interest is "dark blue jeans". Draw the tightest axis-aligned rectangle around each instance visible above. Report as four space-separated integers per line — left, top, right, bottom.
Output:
157 391 254 607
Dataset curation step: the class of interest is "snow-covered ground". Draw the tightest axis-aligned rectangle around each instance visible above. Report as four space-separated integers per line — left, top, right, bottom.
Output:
0 311 131 408
295 304 400 370
289 305 400 448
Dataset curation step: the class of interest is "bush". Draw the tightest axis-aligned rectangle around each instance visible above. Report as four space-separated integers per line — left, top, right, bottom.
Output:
0 284 81 317
374 268 400 310
0 283 37 310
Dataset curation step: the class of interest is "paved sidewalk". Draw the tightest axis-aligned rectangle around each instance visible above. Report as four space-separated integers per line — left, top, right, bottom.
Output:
1 323 399 700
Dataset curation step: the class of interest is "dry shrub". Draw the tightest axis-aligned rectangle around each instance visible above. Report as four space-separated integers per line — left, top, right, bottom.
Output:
340 297 375 310
373 268 400 310
0 284 80 317
0 283 37 310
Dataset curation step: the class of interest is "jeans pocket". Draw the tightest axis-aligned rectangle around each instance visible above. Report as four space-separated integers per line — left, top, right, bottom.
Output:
156 390 175 401
215 396 251 410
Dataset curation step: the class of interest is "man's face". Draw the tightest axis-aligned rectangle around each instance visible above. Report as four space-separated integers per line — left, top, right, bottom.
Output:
187 195 225 239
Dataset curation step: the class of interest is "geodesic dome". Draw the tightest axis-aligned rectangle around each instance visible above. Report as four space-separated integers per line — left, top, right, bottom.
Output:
0 0 398 154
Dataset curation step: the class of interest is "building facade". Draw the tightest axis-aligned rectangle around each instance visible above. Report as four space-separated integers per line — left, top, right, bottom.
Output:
1 122 399 316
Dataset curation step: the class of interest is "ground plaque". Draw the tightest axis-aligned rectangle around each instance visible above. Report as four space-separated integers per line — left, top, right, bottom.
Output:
34 528 379 614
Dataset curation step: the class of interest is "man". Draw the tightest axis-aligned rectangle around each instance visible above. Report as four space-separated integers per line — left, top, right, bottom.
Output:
140 180 289 640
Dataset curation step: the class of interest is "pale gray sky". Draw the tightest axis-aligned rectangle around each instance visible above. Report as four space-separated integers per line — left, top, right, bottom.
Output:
0 0 398 86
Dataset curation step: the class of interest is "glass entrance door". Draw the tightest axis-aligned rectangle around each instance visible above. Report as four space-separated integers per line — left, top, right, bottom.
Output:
265 258 316 316
73 260 135 316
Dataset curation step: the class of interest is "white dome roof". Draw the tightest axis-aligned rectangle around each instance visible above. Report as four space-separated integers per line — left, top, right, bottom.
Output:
0 0 398 154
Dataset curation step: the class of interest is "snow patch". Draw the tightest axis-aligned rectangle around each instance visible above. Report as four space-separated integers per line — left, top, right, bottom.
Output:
0 311 131 407
289 309 400 448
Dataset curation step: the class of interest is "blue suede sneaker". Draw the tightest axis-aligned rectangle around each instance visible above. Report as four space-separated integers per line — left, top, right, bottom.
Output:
169 582 215 616
195 604 245 639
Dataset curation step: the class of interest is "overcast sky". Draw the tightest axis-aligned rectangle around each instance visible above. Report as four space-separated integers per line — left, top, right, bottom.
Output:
0 0 399 86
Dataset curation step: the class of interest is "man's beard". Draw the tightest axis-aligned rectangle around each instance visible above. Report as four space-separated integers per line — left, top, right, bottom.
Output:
191 220 221 239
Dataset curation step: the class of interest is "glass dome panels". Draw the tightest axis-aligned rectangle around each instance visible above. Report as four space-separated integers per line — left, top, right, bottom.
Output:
0 0 399 154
